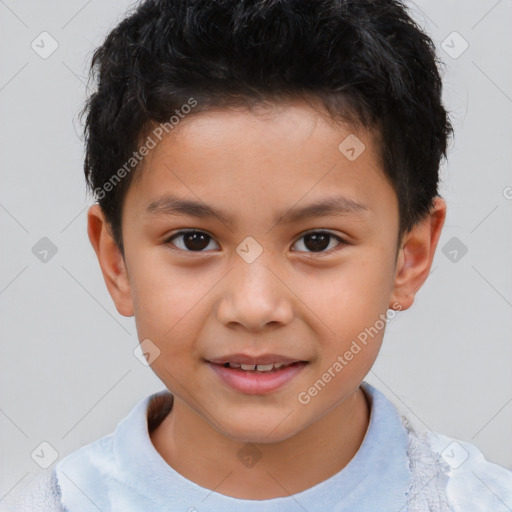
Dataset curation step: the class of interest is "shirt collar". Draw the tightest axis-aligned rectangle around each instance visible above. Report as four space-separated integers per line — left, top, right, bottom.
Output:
111 381 411 511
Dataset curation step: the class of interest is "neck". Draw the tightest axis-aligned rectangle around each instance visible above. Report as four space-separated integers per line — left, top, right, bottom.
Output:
150 386 370 500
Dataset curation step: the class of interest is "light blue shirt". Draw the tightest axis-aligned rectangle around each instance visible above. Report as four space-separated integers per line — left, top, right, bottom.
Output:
53 382 412 511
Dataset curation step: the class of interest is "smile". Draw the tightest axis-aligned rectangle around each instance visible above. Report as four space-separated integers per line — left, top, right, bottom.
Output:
206 361 309 394
222 361 298 372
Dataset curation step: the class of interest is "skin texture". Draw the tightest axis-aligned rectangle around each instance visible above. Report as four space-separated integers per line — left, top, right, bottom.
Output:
87 99 446 499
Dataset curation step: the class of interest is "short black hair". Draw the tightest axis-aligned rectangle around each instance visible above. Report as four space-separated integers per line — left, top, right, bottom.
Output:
81 0 453 256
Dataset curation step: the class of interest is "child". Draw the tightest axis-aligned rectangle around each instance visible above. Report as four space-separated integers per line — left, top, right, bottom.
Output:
4 0 511 510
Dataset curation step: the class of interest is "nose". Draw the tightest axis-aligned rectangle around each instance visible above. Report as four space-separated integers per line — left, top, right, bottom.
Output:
215 254 294 332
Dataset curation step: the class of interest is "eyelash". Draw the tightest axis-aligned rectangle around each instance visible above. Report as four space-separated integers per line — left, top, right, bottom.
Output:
163 229 347 255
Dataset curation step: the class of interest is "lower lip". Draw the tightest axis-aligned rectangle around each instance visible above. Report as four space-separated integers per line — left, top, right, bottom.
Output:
207 362 308 395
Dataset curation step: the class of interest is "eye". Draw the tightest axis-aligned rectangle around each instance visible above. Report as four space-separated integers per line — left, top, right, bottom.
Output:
164 229 346 255
164 230 220 252
291 231 346 254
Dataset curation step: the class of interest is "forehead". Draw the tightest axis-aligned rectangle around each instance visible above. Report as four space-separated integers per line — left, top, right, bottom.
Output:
123 101 396 227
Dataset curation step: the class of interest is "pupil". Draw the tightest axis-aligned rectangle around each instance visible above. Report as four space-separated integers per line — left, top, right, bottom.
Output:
184 232 210 251
305 233 329 252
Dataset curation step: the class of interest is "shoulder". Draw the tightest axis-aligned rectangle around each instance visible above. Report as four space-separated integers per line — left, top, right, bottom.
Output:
426 432 512 511
0 470 64 512
53 391 167 511
0 434 116 512
56 431 115 478
404 419 512 512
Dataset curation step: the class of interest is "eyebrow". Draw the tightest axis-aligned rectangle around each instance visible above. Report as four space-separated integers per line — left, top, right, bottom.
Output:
145 194 370 227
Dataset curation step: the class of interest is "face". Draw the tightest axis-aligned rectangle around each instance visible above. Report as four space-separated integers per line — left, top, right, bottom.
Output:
89 99 445 444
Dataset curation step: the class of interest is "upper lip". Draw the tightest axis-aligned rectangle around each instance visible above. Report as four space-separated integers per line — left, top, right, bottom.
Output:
207 353 307 365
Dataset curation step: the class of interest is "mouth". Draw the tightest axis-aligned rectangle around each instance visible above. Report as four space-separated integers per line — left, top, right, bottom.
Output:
205 357 310 395
214 361 305 372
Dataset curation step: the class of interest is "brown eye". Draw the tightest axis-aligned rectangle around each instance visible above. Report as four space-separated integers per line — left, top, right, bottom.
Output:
166 230 219 252
292 231 345 254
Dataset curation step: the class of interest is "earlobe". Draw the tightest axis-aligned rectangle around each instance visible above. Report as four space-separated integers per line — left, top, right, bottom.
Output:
389 197 447 311
87 204 134 317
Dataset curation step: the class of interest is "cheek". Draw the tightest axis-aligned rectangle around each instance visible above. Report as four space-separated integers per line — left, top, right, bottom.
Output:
300 253 393 372
128 256 209 361
129 250 207 328
301 254 393 330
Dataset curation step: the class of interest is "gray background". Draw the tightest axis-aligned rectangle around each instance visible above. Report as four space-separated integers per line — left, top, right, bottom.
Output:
1 0 511 500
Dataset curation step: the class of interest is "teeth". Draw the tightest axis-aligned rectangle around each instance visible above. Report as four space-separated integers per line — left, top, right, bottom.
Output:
229 362 295 371
255 364 274 372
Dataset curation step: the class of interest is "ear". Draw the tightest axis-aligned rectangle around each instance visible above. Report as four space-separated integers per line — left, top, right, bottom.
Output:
389 196 446 310
87 204 134 317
